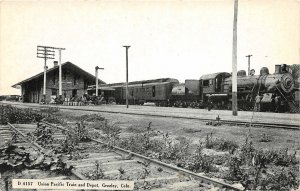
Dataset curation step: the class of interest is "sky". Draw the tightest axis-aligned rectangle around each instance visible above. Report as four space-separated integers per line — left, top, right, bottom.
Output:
0 0 299 95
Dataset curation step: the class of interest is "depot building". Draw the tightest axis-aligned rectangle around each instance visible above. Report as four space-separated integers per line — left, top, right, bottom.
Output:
12 62 105 103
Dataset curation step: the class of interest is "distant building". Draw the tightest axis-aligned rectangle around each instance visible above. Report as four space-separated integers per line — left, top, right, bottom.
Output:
12 62 105 103
0 95 21 101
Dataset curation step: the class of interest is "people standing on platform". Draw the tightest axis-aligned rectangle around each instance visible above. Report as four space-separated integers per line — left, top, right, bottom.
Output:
255 94 262 112
275 94 281 113
207 94 213 111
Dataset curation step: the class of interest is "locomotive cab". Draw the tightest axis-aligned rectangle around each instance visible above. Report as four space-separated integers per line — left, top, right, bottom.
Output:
200 72 231 109
200 72 231 94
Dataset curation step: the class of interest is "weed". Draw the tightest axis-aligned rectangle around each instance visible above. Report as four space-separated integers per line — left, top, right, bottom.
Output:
184 154 218 173
139 160 151 179
205 132 213 149
43 115 65 125
73 114 105 122
272 149 298 167
75 121 91 142
240 137 255 166
258 133 272 142
0 105 43 124
182 127 202 133
225 156 243 181
56 129 79 154
160 135 191 162
264 166 299 190
33 123 54 148
204 132 238 153
83 160 106 180
100 120 121 146
0 145 72 175
182 141 217 173
126 125 146 133
118 167 129 180
118 167 125 175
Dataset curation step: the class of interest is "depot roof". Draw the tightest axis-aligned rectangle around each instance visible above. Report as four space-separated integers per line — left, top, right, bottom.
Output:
12 62 105 88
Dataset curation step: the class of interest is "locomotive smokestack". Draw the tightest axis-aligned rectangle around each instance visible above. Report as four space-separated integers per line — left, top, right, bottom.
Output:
275 65 281 74
53 61 58 67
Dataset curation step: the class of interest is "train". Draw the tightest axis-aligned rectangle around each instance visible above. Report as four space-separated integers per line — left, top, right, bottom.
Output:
87 64 299 112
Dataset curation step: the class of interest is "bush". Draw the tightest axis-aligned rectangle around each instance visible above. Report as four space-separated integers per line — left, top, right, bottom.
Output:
0 105 44 124
33 123 54 148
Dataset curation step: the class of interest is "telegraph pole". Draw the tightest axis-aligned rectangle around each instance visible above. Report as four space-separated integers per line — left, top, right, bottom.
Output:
95 66 104 96
246 55 252 76
232 0 238 116
123 46 130 108
37 46 65 103
57 48 66 99
37 46 55 102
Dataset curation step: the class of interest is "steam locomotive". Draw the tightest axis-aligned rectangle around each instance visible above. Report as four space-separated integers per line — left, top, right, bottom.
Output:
87 64 298 112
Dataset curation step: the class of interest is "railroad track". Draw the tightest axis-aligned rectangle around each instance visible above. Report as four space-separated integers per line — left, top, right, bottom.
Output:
3 102 300 130
1 122 243 191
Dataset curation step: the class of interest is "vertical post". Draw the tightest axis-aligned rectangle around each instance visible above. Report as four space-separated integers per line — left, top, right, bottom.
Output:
232 0 238 116
95 66 99 96
246 55 252 76
59 49 62 97
43 56 47 102
95 66 104 97
123 46 130 108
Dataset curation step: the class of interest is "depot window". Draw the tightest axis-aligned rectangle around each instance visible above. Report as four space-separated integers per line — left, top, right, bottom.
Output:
203 80 209 87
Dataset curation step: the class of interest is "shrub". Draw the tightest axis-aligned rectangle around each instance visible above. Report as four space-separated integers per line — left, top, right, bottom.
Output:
100 120 121 146
225 156 244 181
33 123 54 148
83 160 106 180
74 121 91 142
0 105 44 124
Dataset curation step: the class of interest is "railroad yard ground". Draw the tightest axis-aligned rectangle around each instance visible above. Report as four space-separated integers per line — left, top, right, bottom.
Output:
1 102 300 190
50 107 300 153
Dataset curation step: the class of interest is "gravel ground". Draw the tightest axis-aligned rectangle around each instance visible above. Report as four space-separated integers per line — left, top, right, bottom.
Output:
55 109 300 157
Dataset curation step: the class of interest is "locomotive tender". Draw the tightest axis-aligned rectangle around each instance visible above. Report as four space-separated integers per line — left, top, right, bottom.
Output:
87 64 297 112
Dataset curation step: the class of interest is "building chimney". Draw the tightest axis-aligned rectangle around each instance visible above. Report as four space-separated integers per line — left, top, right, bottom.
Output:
54 61 58 67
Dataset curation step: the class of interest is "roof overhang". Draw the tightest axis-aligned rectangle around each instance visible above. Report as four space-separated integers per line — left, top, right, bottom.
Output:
12 62 105 88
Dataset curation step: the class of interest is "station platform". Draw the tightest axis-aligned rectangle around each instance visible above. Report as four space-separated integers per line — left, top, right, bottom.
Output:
1 101 300 126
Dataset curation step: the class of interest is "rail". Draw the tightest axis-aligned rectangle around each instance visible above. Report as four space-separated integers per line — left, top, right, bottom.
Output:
42 121 243 190
6 122 86 180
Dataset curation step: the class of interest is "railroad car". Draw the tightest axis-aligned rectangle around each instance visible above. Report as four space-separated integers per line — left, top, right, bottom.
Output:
88 64 298 112
170 80 203 108
88 78 179 105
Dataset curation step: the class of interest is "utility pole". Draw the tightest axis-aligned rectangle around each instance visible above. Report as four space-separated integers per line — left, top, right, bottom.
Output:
232 0 238 116
246 55 252 76
37 46 65 103
57 48 66 99
123 46 130 108
37 46 55 102
95 66 104 96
